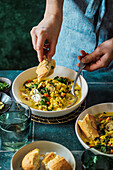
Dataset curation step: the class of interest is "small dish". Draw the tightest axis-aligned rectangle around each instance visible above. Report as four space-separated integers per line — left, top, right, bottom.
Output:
0 77 12 93
0 92 12 115
11 140 76 170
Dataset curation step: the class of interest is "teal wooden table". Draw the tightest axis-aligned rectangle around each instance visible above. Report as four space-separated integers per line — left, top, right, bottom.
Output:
0 70 113 170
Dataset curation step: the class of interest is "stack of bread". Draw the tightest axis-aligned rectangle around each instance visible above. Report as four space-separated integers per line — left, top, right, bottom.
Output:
22 149 72 170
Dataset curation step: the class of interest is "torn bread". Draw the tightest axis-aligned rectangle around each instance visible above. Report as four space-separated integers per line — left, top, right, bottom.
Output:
22 148 40 170
36 56 56 81
41 152 73 170
78 113 99 140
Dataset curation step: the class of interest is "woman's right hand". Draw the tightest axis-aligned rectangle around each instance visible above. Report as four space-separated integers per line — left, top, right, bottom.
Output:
30 15 62 62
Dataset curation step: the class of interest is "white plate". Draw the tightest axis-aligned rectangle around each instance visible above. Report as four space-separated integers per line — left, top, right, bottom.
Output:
75 102 113 157
11 141 76 170
12 66 88 117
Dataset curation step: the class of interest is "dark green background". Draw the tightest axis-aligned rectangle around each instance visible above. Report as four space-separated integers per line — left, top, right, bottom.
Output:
0 0 45 70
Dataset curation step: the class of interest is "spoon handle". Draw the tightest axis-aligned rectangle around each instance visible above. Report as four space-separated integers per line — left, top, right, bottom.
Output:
71 60 86 95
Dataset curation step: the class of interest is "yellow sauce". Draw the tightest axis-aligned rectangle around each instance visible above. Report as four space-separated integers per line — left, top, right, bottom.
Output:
19 76 81 111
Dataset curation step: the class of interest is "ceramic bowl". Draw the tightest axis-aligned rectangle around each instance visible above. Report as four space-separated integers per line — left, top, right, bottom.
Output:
0 77 12 93
12 66 88 117
75 103 113 157
0 92 12 115
11 141 76 170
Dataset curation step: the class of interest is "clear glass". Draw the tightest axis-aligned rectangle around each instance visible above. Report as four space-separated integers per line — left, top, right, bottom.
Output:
0 101 31 151
81 148 113 170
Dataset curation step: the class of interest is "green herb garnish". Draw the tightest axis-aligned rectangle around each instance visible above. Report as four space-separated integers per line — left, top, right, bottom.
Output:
41 96 49 102
0 82 9 90
40 100 47 105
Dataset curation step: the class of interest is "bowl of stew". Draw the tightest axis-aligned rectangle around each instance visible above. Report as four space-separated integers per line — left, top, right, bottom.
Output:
75 103 113 157
12 66 88 117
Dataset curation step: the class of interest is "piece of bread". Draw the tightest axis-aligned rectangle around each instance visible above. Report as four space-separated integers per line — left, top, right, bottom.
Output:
22 148 40 170
36 56 56 81
78 113 99 140
41 152 73 170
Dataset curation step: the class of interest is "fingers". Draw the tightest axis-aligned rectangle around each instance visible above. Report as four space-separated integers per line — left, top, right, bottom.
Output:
30 27 37 50
30 27 56 62
84 54 111 71
77 39 113 71
80 50 87 56
82 48 103 64
46 40 57 60
77 50 88 66
77 55 82 62
30 27 47 62
36 33 46 62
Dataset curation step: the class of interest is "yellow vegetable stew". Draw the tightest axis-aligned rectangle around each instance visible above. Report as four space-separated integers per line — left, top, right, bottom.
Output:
82 112 113 154
19 76 81 111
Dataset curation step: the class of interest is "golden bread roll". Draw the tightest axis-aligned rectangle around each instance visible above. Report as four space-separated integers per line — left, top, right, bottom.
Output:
78 113 99 140
36 56 56 81
22 148 40 170
41 152 73 170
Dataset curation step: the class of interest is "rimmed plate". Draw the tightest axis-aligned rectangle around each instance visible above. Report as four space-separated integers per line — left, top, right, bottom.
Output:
75 102 113 157
11 140 76 170
12 66 88 117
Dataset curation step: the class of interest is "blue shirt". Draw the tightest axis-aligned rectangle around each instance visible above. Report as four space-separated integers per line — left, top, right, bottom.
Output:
54 0 113 71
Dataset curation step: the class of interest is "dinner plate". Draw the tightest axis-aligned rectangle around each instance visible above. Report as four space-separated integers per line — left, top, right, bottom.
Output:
11 140 76 170
75 102 113 157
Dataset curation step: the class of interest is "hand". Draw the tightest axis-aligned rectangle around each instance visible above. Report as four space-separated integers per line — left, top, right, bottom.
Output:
77 38 113 71
30 15 62 62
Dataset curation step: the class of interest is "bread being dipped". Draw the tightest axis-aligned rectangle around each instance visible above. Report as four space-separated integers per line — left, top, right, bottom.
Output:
36 56 56 81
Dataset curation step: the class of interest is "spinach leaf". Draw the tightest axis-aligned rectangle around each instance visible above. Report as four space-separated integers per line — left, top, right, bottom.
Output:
104 136 109 144
40 100 47 105
42 96 49 102
101 146 107 153
54 76 59 80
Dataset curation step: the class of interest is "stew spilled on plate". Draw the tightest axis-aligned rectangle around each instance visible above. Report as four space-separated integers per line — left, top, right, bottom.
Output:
19 76 81 111
78 112 113 154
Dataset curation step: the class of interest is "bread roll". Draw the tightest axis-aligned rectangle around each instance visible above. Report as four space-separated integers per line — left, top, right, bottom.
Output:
36 56 56 81
78 113 99 140
41 152 73 170
22 148 40 170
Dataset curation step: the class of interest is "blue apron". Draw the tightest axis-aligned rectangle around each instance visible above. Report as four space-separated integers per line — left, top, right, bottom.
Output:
54 0 113 72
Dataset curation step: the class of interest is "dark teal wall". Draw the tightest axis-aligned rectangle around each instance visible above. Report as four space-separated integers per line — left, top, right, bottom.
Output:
0 0 46 70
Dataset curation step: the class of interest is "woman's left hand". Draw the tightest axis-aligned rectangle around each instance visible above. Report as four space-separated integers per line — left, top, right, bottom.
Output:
77 38 113 71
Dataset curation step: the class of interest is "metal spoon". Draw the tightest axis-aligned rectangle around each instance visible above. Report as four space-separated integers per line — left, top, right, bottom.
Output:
67 59 86 108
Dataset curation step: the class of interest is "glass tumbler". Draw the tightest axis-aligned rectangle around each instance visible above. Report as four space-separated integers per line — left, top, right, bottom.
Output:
0 101 31 151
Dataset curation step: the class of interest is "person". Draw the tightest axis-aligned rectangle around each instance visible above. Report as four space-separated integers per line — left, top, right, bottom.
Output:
30 0 113 72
